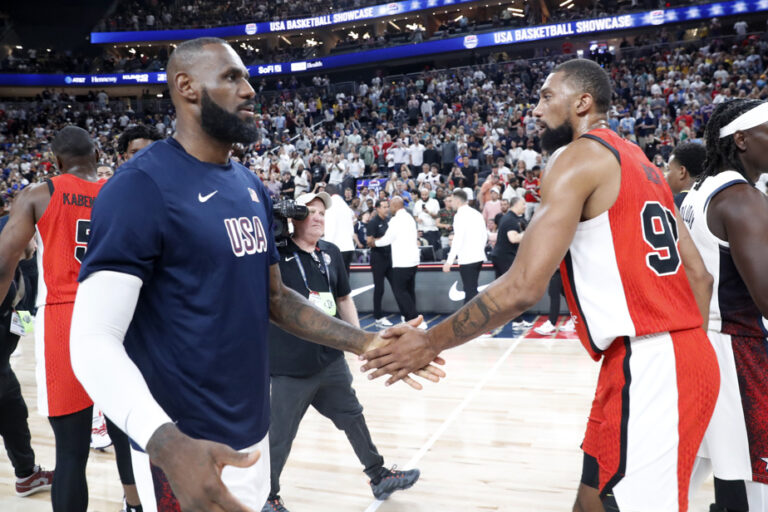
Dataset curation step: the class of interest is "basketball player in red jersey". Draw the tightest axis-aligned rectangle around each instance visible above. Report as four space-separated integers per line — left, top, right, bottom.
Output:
0 126 119 512
361 59 719 512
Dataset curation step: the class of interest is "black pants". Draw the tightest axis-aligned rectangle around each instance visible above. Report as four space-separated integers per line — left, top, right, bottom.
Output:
49 406 92 512
459 262 483 305
341 251 354 278
422 230 441 261
268 357 384 499
0 346 36 478
548 270 566 324
391 266 418 321
492 257 523 322
106 417 136 486
371 252 394 319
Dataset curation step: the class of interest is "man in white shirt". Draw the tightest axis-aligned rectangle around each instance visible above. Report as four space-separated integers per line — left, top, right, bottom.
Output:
323 184 356 275
415 163 430 185
519 140 540 170
372 197 425 328
390 140 408 168
408 140 425 174
442 190 488 305
412 188 441 260
347 154 364 179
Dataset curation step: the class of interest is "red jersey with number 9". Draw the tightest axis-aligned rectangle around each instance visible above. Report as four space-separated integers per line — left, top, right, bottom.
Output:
559 128 702 361
35 173 103 307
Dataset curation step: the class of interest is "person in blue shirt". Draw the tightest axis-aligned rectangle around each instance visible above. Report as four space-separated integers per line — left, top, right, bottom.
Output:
69 37 443 512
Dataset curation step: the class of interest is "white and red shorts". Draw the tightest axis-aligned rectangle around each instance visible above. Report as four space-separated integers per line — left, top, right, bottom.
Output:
582 328 719 512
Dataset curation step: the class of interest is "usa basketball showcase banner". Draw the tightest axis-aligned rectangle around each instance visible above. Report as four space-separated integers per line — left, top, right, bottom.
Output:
2 0 764 87
90 0 479 43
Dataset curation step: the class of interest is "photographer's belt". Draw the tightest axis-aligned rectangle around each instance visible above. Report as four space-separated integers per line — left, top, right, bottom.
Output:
294 251 336 317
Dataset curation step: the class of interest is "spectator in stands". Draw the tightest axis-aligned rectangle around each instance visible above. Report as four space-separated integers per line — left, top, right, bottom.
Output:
96 165 114 180
522 169 541 220
412 188 440 260
482 187 503 230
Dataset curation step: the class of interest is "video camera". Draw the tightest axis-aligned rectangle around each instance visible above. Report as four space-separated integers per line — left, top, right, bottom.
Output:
272 199 308 247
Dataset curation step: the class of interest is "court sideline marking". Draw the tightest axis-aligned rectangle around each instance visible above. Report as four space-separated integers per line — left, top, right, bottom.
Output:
362 336 523 512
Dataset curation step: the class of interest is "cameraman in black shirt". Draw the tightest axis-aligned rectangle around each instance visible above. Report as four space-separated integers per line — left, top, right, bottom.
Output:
263 192 419 512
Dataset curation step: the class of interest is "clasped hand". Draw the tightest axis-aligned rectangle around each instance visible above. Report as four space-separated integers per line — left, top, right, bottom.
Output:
360 315 444 388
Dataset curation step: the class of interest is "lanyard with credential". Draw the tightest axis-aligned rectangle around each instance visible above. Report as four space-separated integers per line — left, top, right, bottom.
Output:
293 251 332 293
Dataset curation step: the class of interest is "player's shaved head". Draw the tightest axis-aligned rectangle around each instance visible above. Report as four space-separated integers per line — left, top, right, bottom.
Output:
167 37 228 92
390 196 404 212
51 126 95 159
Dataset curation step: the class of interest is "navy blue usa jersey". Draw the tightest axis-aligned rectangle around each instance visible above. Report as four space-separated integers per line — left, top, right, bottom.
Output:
80 137 279 450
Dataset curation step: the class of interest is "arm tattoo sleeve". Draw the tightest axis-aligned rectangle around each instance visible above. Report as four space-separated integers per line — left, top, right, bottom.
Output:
450 293 503 340
272 286 370 355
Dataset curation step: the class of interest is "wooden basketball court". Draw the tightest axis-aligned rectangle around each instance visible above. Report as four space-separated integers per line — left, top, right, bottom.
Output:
0 315 714 511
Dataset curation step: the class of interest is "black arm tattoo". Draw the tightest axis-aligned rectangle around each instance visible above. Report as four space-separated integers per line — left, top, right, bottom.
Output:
450 293 503 340
271 285 372 355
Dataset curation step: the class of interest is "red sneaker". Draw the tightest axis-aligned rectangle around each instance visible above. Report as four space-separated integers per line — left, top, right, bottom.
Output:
15 465 54 497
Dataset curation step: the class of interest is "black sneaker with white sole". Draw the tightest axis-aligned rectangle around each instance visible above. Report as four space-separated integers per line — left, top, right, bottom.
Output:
369 465 420 500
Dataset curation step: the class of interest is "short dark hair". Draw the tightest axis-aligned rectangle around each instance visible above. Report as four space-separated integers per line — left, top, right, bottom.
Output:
452 189 468 202
553 59 612 114
117 125 162 154
671 142 706 178
51 126 95 158
375 199 389 208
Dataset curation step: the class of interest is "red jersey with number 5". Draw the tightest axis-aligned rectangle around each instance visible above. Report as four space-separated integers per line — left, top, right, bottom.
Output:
35 174 103 307
559 128 701 361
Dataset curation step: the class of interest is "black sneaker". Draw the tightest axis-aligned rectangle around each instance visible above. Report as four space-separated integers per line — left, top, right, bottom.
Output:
370 465 420 500
261 496 289 512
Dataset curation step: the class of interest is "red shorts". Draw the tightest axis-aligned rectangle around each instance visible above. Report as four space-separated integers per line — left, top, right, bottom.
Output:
582 328 719 511
34 303 93 417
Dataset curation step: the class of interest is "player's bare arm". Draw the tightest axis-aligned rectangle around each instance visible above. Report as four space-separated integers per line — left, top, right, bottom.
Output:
361 138 617 385
0 183 49 300
709 184 768 315
267 264 445 389
675 208 713 331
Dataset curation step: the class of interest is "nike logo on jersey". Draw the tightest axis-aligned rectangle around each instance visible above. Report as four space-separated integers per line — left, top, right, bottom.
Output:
284 256 295 262
198 190 218 203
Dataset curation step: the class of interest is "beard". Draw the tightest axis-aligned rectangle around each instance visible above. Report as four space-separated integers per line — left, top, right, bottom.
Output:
200 89 259 144
540 119 574 153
